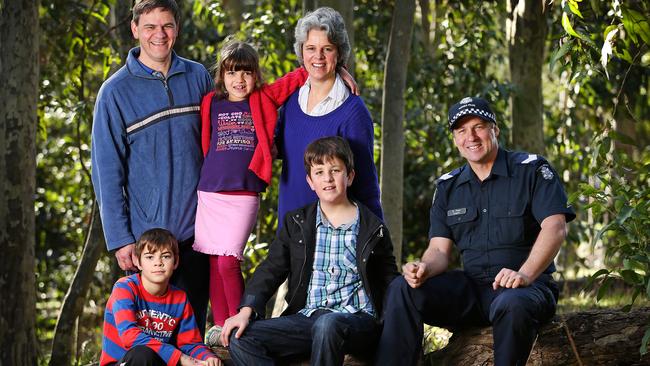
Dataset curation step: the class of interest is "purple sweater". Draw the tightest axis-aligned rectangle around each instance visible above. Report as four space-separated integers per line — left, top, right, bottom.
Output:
277 92 383 226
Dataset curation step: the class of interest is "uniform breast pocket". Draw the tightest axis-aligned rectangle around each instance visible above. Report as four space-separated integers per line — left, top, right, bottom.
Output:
493 203 527 245
445 206 478 242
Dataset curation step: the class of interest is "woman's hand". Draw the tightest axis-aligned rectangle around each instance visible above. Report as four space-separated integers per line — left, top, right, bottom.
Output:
339 67 360 95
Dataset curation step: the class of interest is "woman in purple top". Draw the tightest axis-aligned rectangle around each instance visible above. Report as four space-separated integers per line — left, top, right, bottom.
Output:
276 7 383 226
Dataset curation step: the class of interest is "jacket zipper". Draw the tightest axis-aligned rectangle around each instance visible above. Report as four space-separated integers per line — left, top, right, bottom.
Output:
153 71 174 105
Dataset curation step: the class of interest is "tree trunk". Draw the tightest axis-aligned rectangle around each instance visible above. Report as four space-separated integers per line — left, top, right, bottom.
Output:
0 0 39 364
613 66 643 164
49 203 106 366
379 0 416 264
418 0 442 59
302 0 317 13
507 0 547 153
222 0 244 33
111 0 134 62
425 308 650 366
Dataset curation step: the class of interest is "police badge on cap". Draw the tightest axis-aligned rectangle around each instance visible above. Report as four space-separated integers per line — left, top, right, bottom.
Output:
447 97 497 130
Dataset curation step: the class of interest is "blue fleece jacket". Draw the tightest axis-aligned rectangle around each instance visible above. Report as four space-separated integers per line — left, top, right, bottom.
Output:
91 47 213 251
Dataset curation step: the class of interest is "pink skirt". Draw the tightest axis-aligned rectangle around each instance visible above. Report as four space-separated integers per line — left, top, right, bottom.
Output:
193 191 260 260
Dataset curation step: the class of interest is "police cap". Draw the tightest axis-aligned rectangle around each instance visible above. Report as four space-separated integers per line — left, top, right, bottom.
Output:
447 96 496 130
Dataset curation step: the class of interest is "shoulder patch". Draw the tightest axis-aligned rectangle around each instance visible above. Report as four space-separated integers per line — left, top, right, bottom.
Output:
519 154 538 164
436 168 460 183
537 164 554 180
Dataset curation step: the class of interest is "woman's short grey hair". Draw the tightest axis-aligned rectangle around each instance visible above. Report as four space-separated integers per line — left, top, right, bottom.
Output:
293 7 351 69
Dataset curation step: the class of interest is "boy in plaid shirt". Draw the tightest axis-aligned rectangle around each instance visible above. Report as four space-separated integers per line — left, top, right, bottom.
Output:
220 136 398 365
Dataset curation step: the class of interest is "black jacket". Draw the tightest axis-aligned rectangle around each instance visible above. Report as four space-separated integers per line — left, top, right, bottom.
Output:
240 200 399 319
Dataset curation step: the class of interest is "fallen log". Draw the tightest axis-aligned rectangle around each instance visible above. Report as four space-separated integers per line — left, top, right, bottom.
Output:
213 308 649 365
424 307 650 366
212 346 368 366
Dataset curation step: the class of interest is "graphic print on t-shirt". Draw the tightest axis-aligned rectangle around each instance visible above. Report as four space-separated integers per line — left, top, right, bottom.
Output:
135 308 177 340
215 110 255 152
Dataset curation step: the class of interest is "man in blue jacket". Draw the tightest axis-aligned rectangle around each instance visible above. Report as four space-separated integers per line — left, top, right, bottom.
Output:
91 0 213 335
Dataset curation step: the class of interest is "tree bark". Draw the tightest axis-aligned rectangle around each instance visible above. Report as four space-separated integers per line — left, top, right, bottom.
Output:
302 0 317 13
379 0 416 264
222 0 244 33
507 0 547 153
111 0 134 62
0 0 39 364
49 203 106 366
425 308 650 366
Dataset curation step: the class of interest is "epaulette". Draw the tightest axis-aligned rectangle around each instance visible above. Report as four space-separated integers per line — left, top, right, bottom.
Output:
517 153 538 165
436 167 461 183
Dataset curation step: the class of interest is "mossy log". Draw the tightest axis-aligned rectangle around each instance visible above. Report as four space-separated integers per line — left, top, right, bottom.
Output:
424 307 650 366
212 346 368 366
211 308 649 365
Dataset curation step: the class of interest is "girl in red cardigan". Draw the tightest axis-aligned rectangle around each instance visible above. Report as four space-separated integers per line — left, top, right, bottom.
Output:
195 41 309 345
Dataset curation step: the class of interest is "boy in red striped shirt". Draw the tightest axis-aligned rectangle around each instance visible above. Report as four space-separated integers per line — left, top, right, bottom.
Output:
100 228 221 366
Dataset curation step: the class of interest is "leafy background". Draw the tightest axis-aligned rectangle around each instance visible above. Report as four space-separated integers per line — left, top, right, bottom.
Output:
33 0 649 363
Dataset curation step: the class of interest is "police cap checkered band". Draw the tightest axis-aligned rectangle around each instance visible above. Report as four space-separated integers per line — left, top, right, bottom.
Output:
447 97 496 129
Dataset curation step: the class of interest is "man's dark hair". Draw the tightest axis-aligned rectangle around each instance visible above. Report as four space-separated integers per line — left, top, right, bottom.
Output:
132 0 180 25
304 136 355 176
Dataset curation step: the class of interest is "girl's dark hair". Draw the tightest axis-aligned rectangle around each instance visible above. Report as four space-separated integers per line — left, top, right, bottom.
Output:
213 41 263 100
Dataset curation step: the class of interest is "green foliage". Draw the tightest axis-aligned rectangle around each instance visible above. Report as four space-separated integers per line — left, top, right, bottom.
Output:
581 144 650 352
553 0 650 354
400 1 511 263
34 0 650 363
37 0 119 361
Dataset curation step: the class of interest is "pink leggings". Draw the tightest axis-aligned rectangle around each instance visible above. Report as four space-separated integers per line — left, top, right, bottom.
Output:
209 255 244 326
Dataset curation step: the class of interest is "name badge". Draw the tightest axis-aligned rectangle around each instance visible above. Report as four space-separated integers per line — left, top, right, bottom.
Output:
447 208 467 216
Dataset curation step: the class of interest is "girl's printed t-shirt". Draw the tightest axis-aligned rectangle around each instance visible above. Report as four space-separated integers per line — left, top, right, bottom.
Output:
197 98 266 193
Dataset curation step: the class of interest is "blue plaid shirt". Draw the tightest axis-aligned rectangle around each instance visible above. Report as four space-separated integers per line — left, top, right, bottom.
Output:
299 203 375 317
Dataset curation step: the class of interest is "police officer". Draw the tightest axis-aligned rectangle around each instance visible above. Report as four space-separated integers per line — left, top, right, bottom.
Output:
375 97 576 366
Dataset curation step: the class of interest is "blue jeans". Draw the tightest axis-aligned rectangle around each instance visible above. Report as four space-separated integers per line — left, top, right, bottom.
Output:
375 271 557 366
229 310 380 366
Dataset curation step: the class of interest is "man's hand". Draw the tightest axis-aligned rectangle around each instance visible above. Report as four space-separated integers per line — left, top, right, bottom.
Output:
402 261 430 288
115 243 138 271
492 268 531 290
220 307 253 347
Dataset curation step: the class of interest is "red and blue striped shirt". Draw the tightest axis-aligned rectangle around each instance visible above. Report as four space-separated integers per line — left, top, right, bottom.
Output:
100 274 214 366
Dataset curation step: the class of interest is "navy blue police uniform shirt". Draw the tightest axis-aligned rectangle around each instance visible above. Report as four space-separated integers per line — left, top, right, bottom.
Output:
428 148 576 284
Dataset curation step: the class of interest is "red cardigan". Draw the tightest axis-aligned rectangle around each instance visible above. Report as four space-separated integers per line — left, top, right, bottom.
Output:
200 67 308 184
